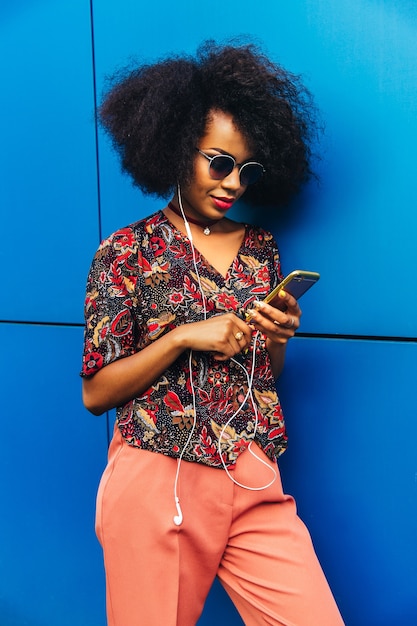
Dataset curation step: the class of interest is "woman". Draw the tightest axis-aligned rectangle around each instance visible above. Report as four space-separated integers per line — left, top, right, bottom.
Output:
81 41 344 626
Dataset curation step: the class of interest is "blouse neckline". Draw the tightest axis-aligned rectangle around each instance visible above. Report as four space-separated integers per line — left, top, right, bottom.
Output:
159 209 248 281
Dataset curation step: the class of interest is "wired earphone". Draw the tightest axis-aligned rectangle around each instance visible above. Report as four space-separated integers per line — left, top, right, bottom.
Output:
172 185 277 526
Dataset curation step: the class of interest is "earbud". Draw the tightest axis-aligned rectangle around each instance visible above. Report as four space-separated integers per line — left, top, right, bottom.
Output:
173 496 183 526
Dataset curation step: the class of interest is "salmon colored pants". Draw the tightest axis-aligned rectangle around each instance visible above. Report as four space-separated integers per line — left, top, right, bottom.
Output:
96 426 345 626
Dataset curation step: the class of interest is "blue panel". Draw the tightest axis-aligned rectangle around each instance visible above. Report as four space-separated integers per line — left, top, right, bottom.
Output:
0 0 99 323
277 337 417 626
0 324 107 626
91 0 417 337
198 579 243 625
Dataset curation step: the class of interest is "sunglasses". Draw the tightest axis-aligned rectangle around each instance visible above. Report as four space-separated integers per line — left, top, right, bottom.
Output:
196 149 265 186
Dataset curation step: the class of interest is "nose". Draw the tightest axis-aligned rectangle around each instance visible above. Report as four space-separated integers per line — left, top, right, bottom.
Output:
221 166 244 191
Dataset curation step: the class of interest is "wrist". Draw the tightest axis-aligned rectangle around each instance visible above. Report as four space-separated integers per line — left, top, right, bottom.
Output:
169 324 191 352
266 336 288 352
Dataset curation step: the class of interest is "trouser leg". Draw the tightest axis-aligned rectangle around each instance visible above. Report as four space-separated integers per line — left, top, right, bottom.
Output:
217 446 345 626
96 428 233 626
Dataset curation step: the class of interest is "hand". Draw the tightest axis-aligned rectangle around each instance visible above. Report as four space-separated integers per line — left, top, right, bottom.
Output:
177 312 252 361
246 289 301 344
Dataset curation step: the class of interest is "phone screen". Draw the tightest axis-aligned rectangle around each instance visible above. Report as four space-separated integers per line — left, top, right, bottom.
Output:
264 270 320 306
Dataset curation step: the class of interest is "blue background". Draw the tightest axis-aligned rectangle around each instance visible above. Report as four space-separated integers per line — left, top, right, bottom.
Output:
1 1 416 624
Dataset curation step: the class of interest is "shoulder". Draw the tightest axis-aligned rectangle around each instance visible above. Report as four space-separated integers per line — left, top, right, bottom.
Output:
107 210 166 241
244 223 278 250
98 210 168 251
86 211 167 276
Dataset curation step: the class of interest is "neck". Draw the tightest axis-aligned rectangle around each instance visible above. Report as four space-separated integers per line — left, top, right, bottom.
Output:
167 202 221 235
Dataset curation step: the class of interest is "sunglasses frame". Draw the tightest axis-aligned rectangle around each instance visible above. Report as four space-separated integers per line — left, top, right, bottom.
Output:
196 148 265 186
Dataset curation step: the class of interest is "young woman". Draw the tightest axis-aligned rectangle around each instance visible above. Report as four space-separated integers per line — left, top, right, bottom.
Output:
81 41 344 626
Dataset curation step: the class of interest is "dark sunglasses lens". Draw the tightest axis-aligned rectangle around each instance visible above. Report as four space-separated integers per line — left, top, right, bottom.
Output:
240 164 264 185
209 155 234 179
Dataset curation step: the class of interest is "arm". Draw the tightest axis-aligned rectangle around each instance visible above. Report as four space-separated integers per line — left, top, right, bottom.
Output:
83 312 252 415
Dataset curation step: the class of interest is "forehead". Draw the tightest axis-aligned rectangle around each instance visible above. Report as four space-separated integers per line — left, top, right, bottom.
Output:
200 110 251 159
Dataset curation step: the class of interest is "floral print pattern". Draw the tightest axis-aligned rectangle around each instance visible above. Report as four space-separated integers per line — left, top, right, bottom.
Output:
81 210 287 468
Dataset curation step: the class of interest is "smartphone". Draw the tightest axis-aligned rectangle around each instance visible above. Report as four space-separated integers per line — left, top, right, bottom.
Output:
263 270 320 307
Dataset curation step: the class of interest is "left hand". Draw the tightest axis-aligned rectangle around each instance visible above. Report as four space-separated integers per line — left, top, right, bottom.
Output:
246 289 301 344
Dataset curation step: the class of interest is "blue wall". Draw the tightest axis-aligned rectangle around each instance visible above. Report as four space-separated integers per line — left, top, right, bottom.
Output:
1 1 416 624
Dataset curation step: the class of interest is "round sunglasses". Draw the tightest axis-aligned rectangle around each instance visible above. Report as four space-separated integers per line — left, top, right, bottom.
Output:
196 149 265 186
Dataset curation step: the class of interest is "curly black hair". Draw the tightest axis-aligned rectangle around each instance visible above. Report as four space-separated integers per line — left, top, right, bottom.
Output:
99 40 319 207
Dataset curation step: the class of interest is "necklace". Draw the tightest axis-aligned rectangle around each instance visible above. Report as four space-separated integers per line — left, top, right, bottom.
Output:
167 202 221 236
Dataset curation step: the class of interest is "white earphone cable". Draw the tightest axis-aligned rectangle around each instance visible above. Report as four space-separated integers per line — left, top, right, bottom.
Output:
172 185 276 526
220 334 277 490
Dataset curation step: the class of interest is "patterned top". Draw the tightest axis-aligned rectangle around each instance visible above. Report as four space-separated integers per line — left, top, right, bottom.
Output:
81 210 287 468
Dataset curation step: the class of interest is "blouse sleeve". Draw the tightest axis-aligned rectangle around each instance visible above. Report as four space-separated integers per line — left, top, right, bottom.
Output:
80 227 143 377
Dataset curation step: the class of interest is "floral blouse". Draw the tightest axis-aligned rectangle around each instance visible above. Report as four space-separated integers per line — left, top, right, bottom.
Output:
81 210 288 468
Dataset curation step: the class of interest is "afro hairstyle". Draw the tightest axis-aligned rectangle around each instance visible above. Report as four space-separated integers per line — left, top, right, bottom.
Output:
98 40 319 208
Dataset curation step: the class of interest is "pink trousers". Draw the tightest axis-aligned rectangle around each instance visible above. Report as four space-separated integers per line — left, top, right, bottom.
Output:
96 426 344 626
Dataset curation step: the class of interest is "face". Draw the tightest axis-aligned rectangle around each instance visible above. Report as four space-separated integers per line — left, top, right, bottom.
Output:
178 110 253 221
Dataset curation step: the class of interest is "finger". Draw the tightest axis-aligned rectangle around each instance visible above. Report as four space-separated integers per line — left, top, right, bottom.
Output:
212 320 251 356
233 325 252 353
274 315 299 330
247 300 288 326
276 289 302 313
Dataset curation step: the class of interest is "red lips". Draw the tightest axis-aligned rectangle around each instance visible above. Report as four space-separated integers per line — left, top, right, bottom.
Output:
212 196 235 210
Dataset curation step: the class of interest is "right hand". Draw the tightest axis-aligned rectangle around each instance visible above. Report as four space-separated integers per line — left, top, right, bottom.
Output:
177 312 252 361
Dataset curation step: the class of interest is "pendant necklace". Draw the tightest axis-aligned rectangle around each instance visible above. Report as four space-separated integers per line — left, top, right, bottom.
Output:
168 202 221 236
